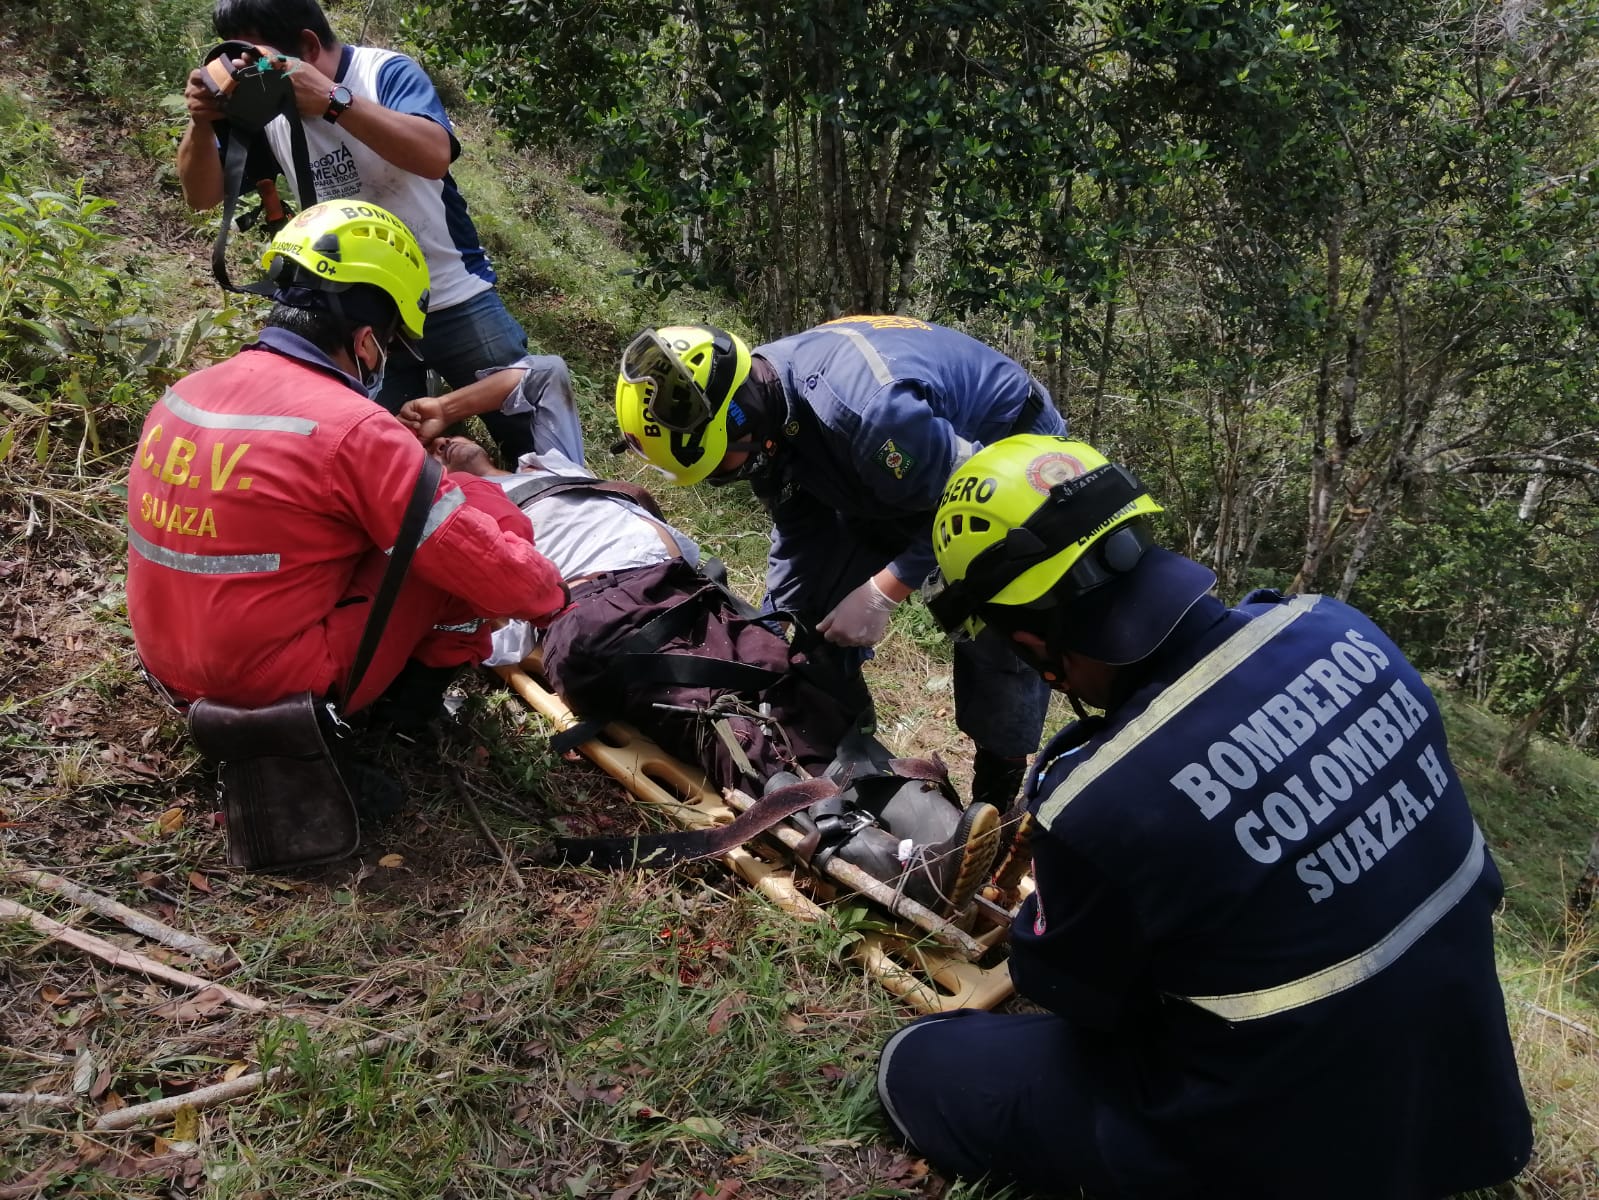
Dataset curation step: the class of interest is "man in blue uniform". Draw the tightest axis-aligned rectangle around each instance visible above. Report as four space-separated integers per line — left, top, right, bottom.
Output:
612 316 1066 810
873 434 1532 1198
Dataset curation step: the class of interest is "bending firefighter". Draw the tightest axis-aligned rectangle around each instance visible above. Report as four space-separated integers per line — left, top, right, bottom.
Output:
612 317 1065 814
875 435 1532 1198
126 202 566 855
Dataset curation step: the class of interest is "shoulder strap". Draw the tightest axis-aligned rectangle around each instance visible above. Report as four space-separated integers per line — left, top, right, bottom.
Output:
551 776 839 869
212 92 318 296
343 455 443 704
502 472 666 522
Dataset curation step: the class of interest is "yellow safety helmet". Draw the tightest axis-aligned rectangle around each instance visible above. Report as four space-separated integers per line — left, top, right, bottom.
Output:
928 435 1170 648
261 200 431 342
615 325 753 486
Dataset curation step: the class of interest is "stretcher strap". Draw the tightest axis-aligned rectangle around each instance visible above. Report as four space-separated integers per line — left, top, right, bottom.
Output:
551 776 839 869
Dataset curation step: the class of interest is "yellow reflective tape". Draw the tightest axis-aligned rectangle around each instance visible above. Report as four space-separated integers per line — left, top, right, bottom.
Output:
1180 824 1486 1021
1035 594 1322 829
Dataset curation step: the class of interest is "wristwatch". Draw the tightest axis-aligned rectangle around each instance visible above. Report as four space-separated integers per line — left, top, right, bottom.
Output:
324 83 353 124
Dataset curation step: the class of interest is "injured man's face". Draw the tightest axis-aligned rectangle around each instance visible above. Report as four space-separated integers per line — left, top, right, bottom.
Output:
431 437 501 476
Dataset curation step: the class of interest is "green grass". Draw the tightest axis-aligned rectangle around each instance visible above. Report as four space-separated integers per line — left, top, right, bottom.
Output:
1439 686 1599 944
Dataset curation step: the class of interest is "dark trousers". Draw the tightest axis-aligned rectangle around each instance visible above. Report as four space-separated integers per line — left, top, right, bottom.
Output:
764 520 1051 761
877 1009 1123 1197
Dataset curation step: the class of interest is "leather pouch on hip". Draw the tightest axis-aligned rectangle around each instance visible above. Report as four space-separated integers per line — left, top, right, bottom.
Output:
188 692 360 872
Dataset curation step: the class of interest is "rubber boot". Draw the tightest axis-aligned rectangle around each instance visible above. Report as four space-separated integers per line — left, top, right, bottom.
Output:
370 660 461 742
971 747 1027 813
829 795 1003 917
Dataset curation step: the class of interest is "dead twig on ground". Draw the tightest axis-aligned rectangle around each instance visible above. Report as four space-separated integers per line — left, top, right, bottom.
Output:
1526 1001 1595 1039
91 1033 398 1131
7 868 236 966
447 765 525 891
0 1093 78 1111
0 897 269 1012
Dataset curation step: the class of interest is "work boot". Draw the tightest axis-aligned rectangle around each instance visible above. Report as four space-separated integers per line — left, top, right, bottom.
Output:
971 748 1027 812
895 800 1002 915
338 757 408 824
972 747 1030 883
369 661 462 742
828 788 1003 917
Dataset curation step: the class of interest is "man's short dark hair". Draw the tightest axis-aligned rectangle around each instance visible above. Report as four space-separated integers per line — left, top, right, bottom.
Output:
214 0 336 55
267 283 399 356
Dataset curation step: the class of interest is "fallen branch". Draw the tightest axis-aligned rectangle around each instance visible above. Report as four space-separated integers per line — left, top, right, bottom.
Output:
1525 1001 1594 1039
724 789 985 961
0 1092 78 1111
448 766 525 891
7 868 235 967
0 898 268 1012
91 1033 397 1131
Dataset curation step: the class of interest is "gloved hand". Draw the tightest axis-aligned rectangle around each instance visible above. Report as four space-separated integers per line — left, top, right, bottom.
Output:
817 576 899 647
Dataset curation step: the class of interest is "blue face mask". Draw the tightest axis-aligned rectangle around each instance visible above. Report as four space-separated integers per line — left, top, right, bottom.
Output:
352 332 390 399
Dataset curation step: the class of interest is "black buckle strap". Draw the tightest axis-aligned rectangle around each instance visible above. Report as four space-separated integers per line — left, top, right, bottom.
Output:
209 44 318 297
343 455 443 706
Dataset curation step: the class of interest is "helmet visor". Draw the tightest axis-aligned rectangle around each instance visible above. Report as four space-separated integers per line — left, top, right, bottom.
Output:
621 329 715 433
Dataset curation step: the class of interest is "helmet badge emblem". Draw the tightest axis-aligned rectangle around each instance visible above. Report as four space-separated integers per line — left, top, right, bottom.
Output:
1026 452 1086 494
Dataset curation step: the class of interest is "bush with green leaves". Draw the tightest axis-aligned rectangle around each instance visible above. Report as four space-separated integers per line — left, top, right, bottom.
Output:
22 0 212 107
0 117 238 473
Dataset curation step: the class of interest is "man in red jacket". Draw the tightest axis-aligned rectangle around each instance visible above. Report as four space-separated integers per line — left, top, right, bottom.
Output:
127 200 568 728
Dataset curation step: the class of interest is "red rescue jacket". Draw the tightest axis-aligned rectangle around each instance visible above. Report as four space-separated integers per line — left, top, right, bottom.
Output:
126 341 567 705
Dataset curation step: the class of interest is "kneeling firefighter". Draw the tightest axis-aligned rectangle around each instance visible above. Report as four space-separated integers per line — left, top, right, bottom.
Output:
874 434 1531 1197
127 200 567 871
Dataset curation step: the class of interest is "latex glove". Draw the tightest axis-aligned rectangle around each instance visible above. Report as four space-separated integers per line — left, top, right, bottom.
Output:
817 577 899 648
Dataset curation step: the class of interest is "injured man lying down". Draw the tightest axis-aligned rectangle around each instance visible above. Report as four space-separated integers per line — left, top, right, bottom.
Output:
431 356 1002 917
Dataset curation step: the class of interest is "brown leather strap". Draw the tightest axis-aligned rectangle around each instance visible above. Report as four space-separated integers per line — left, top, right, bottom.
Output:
550 776 839 869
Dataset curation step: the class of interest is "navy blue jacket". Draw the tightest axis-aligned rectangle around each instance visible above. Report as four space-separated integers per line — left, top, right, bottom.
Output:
752 316 1064 605
1012 591 1531 1199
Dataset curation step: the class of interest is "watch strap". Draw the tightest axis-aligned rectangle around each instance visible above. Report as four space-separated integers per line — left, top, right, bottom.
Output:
324 84 352 124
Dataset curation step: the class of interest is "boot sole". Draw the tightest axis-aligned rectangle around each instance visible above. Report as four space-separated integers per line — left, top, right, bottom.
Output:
945 801 1003 914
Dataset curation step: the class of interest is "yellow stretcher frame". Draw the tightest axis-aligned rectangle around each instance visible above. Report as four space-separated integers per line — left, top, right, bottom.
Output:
494 661 1021 1013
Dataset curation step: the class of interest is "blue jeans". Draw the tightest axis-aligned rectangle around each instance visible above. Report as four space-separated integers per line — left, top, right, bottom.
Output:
374 287 534 461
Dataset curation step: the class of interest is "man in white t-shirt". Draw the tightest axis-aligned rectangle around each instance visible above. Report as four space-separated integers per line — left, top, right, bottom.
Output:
418 355 703 666
176 0 538 461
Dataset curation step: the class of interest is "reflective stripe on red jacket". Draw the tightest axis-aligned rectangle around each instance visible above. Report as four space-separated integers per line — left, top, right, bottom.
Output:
126 341 567 705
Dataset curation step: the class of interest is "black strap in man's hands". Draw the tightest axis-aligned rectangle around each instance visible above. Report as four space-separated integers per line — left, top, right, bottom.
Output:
344 455 443 704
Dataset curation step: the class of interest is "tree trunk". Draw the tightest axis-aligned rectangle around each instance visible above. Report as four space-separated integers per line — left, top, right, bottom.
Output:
1569 829 1599 920
1296 232 1395 592
1496 591 1599 774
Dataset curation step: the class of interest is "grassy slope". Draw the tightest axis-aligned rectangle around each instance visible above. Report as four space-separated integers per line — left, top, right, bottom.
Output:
2 44 1598 1200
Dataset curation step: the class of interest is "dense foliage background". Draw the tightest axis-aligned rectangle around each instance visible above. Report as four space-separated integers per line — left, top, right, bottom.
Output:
4 3 1599 1196
411 0 1599 767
